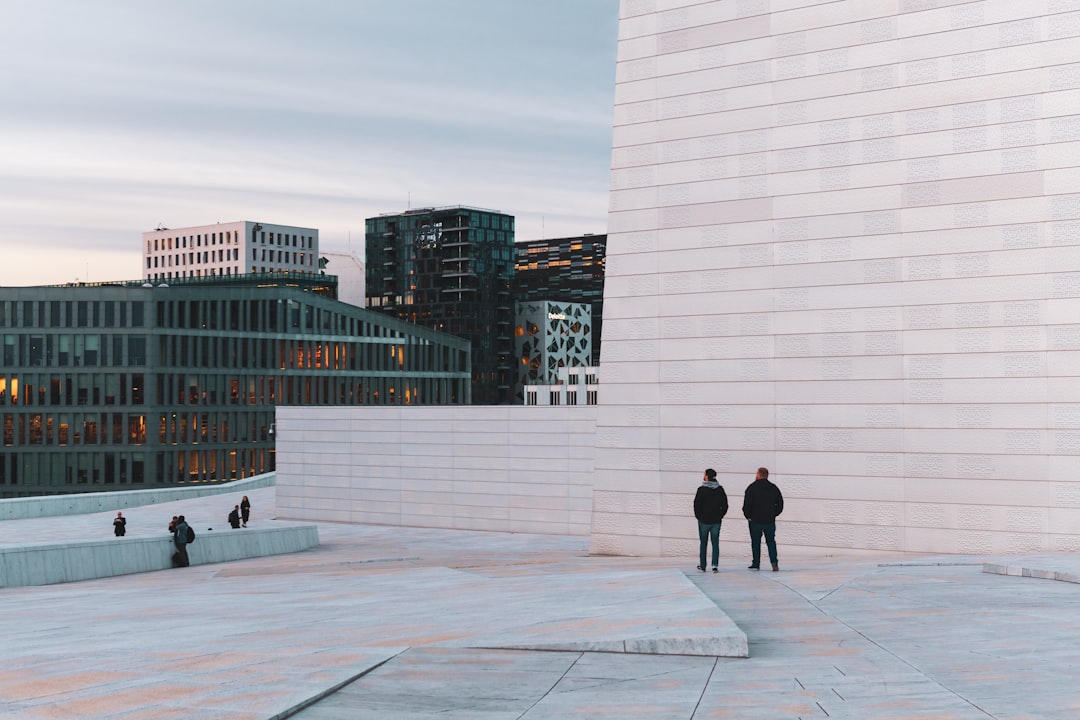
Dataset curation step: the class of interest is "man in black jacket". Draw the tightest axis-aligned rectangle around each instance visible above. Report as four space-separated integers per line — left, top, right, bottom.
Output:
694 468 728 573
742 467 784 571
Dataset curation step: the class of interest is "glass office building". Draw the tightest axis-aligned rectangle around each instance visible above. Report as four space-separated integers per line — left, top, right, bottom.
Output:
0 276 470 497
366 206 516 404
514 234 606 367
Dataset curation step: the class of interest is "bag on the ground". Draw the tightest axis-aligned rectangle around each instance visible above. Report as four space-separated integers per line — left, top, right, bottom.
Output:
186 526 196 543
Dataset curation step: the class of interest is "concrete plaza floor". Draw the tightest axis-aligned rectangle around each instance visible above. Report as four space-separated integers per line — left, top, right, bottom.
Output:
3 487 1080 719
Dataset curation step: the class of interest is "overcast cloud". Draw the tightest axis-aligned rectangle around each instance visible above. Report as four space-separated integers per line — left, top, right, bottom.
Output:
0 0 619 285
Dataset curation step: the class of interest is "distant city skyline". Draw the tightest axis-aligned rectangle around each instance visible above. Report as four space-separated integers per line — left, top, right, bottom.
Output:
0 0 619 286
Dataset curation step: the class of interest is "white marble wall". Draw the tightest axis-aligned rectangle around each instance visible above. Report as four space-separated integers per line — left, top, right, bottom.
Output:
593 0 1080 556
274 406 597 536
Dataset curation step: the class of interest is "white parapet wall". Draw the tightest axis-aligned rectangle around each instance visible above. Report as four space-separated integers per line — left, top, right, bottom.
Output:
274 406 597 536
0 525 320 589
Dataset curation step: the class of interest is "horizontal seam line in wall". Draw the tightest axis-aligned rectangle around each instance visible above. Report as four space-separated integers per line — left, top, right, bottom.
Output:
609 93 1072 156
616 3 1055 65
606 186 1080 226
613 65 1075 133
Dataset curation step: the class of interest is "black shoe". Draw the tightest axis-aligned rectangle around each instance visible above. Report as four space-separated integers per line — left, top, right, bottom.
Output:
697 565 705 572
712 567 719 573
748 564 759 570
772 563 779 572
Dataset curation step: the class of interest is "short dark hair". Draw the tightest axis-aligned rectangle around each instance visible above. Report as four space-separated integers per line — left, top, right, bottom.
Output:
757 467 769 479
704 468 716 480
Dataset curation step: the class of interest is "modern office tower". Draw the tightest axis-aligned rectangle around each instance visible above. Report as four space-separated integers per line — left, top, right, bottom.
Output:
0 275 470 497
143 221 319 281
514 300 592 401
592 1 1080 556
365 206 516 405
514 234 606 366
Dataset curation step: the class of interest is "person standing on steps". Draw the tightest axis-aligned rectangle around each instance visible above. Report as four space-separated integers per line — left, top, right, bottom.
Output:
694 468 728 574
113 511 126 537
240 495 251 527
743 467 784 572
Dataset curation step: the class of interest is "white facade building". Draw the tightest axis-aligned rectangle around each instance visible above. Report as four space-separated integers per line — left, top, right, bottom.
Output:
524 366 600 407
515 300 592 394
143 221 318 280
590 0 1080 557
319 250 366 308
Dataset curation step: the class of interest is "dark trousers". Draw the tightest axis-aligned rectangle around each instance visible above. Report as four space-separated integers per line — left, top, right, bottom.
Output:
698 522 721 569
748 521 778 566
172 543 189 567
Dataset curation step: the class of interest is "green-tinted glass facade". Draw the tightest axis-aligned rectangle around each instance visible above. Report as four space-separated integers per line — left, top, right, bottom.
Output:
0 280 470 497
365 206 516 404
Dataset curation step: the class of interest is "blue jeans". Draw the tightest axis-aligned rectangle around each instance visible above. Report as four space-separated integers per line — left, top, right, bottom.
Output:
748 521 777 566
698 522 721 569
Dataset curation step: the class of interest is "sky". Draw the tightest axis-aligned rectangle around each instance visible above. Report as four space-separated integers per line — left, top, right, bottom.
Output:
0 0 619 286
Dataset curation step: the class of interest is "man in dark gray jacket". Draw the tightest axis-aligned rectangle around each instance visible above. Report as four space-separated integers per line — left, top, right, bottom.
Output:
694 468 728 573
742 467 783 571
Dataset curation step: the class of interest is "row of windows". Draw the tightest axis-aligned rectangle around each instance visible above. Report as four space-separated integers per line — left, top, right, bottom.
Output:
0 447 273 490
146 230 315 253
0 300 146 329
1 368 465 410
252 231 314 248
3 412 147 446
367 212 513 235
157 447 273 486
147 248 240 268
523 388 598 405
148 267 240 280
4 335 147 368
1 374 144 407
0 411 272 447
145 250 316 268
147 230 240 252
154 335 458 374
152 297 413 337
146 267 314 280
253 249 312 265
151 373 460 407
0 452 146 487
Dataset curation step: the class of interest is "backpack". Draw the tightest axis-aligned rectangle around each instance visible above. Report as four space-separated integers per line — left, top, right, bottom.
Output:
186 526 196 543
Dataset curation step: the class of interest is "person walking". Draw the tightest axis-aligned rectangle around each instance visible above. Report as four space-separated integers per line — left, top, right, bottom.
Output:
694 468 728 573
172 515 191 568
228 505 241 529
743 467 784 571
113 512 126 537
240 496 251 527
